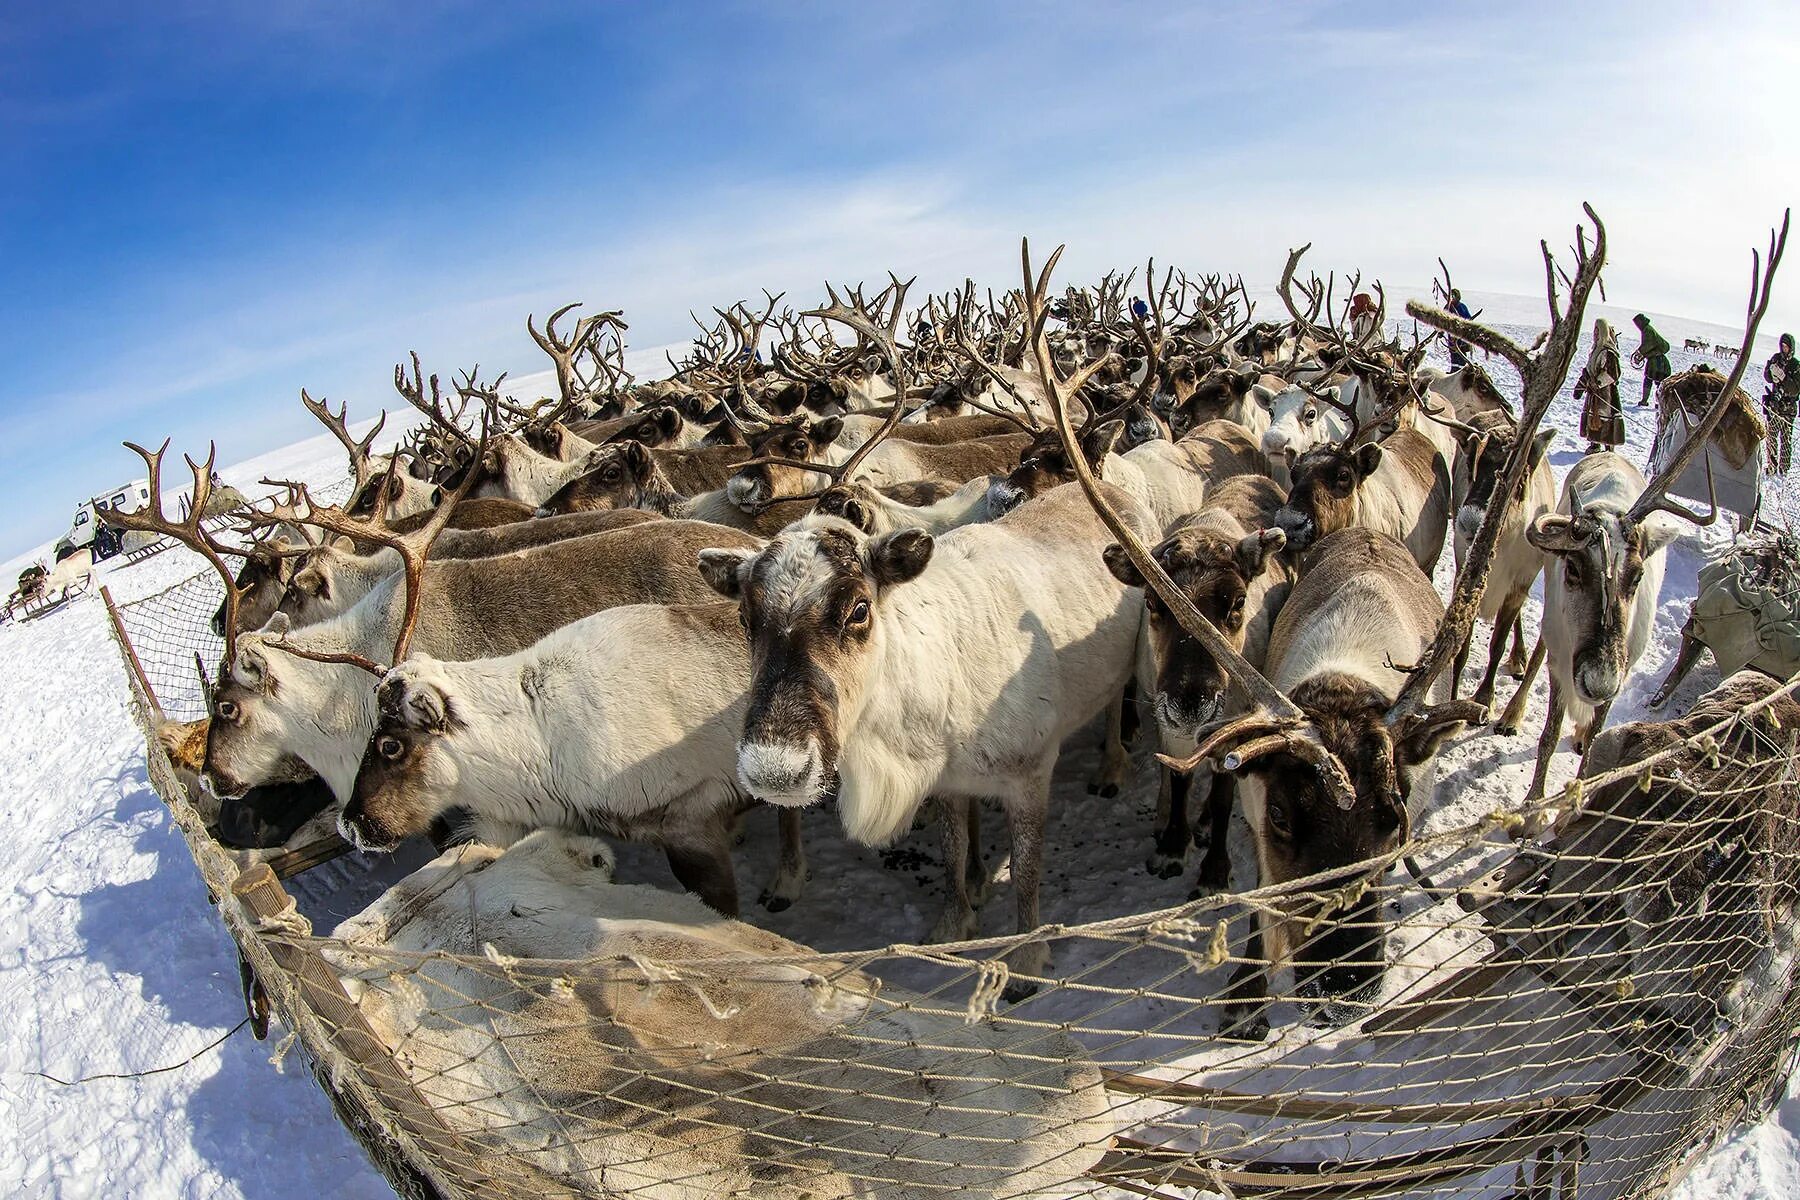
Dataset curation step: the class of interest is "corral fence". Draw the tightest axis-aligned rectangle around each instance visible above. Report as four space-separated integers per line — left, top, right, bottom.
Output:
107 561 1800 1199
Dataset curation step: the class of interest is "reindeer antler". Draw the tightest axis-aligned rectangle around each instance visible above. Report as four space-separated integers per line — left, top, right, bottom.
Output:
249 416 491 675
301 389 387 500
395 351 477 449
101 442 247 665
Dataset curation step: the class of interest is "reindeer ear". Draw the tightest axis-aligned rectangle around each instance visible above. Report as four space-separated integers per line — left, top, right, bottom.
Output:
1101 543 1144 588
1235 365 1262 389
1236 529 1286 577
1354 443 1384 476
1529 429 1556 467
654 407 682 440
1087 419 1125 460
259 611 292 639
1527 513 1584 554
385 473 406 501
869 528 933 587
812 416 845 444
291 566 329 600
402 676 453 732
620 441 653 481
1250 383 1277 410
1395 710 1473 772
697 548 754 599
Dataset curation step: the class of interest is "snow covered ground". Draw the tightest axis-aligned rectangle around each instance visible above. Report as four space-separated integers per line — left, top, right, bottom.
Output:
3 311 1797 1197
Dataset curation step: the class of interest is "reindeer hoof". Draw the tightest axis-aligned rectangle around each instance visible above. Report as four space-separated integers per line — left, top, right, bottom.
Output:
1089 781 1121 798
758 890 793 913
1146 852 1185 879
1492 719 1520 737
1217 1010 1269 1042
1001 979 1040 1005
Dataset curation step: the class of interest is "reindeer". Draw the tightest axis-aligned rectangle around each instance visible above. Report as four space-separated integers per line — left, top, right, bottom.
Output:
988 418 1268 535
699 483 1147 992
1518 453 1688 806
812 474 1000 536
274 509 659 627
1447 410 1556 707
1101 474 1293 892
342 601 788 916
1272 424 1453 574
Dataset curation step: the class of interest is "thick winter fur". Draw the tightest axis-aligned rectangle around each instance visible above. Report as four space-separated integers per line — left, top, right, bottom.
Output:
1259 382 1352 471
990 419 1268 536
1230 529 1463 1022
700 483 1152 989
1103 475 1294 891
537 442 751 515
343 602 794 915
814 473 999 536
279 509 659 626
204 521 761 804
328 832 1112 1197
1448 412 1557 706
1274 426 1452 573
471 434 629 507
1523 452 1682 802
1428 362 1514 421
1165 364 1274 441
725 415 1029 511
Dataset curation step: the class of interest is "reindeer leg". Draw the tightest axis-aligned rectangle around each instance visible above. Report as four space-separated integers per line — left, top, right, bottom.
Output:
1519 679 1566 835
928 796 980 945
1507 612 1529 677
1147 765 1192 879
1118 676 1141 749
1472 593 1526 710
964 799 989 907
1089 687 1131 798
1219 917 1271 1041
758 806 808 913
1002 774 1052 1002
1449 628 1473 701
1496 635 1546 736
665 831 740 918
1191 772 1236 897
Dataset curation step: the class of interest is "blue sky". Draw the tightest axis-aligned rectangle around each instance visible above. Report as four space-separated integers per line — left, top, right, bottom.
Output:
2 0 1796 557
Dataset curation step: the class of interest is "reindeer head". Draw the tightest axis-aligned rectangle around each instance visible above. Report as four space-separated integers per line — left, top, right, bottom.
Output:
1170 363 1259 437
1528 490 1681 707
699 517 933 839
536 442 657 515
988 423 1121 515
1273 442 1384 552
342 659 464 851
213 541 299 637
1453 413 1554 542
203 621 318 799
1218 673 1471 1010
603 405 686 449
725 416 844 512
1103 524 1286 738
1260 384 1349 465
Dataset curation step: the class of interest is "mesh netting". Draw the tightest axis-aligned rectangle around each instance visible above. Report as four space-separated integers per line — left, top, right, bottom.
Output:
106 575 1800 1200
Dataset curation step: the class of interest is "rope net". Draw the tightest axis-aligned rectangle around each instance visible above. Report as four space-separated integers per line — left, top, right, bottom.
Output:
109 575 1800 1200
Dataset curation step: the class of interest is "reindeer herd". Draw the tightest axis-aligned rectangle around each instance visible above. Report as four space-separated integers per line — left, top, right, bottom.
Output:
111 210 1789 1027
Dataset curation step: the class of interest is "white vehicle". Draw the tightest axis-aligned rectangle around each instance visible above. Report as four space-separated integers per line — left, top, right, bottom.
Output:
55 478 153 562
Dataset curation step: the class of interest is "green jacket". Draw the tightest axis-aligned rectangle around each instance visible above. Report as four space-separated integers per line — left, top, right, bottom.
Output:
1634 317 1672 381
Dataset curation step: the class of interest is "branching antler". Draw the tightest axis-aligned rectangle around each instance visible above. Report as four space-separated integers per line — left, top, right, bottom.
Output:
301 390 387 500
101 442 247 665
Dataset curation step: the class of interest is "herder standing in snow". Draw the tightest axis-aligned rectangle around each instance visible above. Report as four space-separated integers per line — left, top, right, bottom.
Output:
1764 332 1800 474
1631 313 1673 408
1577 318 1626 453
1444 288 1473 367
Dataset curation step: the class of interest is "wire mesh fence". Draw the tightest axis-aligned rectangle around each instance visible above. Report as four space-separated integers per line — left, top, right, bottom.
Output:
107 564 1800 1200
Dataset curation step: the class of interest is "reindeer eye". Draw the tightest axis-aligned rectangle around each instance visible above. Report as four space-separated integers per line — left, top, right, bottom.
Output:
848 599 872 626
216 699 240 722
1302 407 1317 424
1267 802 1292 840
377 735 404 760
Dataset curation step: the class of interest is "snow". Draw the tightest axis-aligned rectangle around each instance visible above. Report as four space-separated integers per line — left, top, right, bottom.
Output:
2 315 1795 1197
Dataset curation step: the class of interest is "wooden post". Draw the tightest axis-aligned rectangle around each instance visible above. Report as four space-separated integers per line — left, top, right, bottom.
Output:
101 585 165 723
232 862 575 1200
